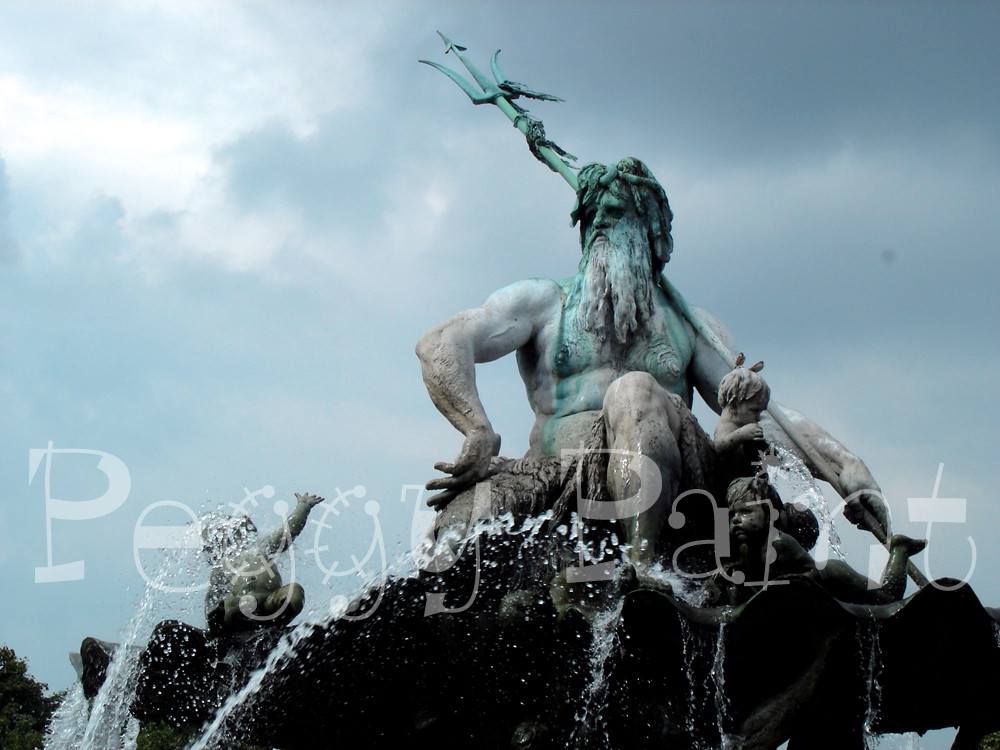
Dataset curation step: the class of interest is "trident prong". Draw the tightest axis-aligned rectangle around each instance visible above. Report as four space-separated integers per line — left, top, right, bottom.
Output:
419 60 501 105
419 31 505 106
491 50 564 103
420 31 578 187
438 31 499 99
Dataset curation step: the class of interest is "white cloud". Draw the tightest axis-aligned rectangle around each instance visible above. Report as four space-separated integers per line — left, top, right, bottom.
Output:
0 1 411 271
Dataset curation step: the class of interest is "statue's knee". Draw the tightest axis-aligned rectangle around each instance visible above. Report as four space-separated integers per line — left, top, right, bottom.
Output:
614 370 660 395
603 371 669 427
285 583 305 615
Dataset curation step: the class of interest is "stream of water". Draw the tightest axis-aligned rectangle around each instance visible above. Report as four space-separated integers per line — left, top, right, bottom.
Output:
768 445 848 563
43 523 209 750
569 601 625 749
43 682 89 749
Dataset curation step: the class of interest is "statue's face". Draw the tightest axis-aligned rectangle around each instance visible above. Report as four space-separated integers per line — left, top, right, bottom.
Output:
730 392 769 426
573 180 657 344
202 515 256 562
730 498 769 543
582 184 639 252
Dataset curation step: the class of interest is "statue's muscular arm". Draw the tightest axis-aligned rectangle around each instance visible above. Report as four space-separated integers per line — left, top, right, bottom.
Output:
686 305 889 536
259 493 325 559
416 278 563 502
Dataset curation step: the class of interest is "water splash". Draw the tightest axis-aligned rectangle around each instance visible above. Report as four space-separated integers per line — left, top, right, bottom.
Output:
569 600 624 749
858 619 884 749
678 617 713 747
44 681 89 750
710 623 742 750
187 621 317 750
43 524 207 750
76 586 152 750
44 519 220 750
673 616 740 750
677 617 699 738
769 445 846 564
642 562 710 607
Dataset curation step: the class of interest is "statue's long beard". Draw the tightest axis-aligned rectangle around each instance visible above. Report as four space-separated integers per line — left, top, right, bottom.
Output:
573 220 655 345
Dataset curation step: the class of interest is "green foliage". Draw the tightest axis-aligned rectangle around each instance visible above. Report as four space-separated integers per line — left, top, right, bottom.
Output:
0 645 61 750
979 731 1000 750
135 720 269 750
135 720 191 750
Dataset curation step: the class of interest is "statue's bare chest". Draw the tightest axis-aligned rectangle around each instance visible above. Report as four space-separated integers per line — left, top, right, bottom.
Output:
546 299 693 392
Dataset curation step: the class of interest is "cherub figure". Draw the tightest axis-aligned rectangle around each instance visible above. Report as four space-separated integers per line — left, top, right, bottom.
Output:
707 476 926 606
713 353 770 480
202 492 324 637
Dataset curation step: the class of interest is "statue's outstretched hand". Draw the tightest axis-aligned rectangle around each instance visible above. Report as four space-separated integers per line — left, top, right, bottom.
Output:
295 492 325 508
426 427 501 509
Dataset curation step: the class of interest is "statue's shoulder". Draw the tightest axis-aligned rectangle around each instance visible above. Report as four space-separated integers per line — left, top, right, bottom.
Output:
518 276 565 295
557 277 577 295
485 277 565 311
681 302 739 356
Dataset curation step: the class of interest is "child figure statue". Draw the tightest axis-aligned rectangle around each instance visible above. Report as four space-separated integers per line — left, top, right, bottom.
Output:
713 353 771 481
202 492 325 637
707 476 926 607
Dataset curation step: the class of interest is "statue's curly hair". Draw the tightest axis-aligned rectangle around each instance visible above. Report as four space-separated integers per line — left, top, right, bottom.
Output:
717 365 770 409
726 475 784 513
570 157 674 270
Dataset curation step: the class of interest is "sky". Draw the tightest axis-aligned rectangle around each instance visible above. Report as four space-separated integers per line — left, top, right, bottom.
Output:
1 2 997 746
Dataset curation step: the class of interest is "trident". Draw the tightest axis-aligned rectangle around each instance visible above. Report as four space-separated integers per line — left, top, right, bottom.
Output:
419 31 578 187
422 33 928 587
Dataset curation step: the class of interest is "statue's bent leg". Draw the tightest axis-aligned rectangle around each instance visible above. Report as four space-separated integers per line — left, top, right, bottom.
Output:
264 583 305 627
602 371 683 567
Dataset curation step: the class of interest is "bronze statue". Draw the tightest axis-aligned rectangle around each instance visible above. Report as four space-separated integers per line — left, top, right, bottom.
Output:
202 492 324 635
706 476 926 606
418 36 898 574
114 36 998 750
713 354 770 481
417 156 889 569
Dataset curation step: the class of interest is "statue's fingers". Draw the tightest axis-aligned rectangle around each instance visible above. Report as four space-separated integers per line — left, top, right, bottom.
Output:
427 463 485 491
844 501 864 525
426 490 457 509
433 461 456 473
449 454 479 474
426 475 463 491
